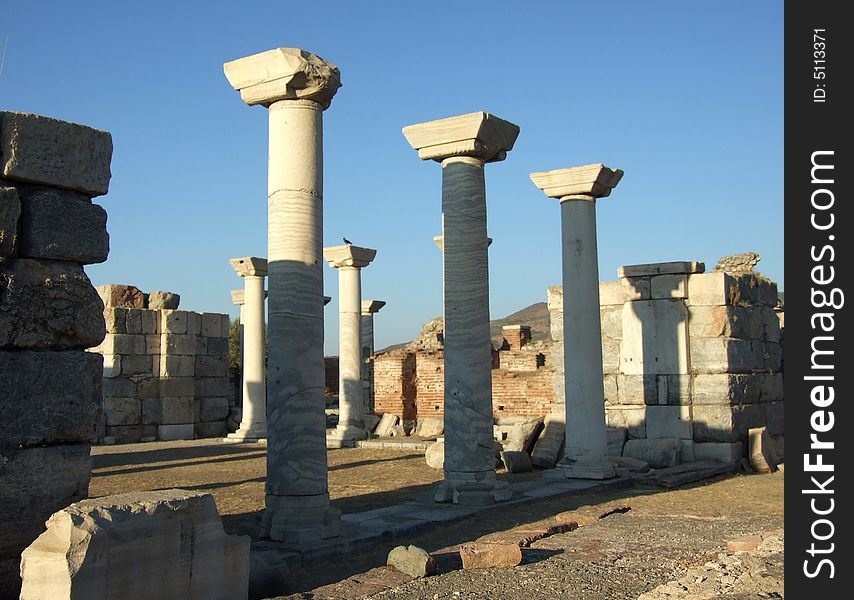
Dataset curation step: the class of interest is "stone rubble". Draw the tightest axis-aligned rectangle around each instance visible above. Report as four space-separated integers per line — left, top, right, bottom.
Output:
387 545 437 578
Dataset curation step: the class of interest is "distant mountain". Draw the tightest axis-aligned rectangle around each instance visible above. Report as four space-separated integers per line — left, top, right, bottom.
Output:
375 302 551 355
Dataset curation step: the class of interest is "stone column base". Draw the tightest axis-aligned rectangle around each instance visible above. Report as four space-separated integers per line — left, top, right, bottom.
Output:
260 493 340 544
434 470 512 505
557 457 616 480
326 423 367 447
223 425 267 444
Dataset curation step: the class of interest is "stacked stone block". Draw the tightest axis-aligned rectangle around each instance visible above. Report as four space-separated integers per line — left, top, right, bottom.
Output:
90 285 231 443
548 259 783 464
0 111 112 597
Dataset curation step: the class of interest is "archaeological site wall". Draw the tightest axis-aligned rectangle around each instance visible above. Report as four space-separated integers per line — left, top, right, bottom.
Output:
0 111 113 597
88 284 232 443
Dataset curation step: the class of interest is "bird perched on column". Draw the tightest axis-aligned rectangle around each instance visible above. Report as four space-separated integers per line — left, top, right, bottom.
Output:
343 237 352 245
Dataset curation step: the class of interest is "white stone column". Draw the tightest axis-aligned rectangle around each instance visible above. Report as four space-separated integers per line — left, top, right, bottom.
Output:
225 47 341 543
530 164 624 479
323 245 377 446
226 257 267 442
404 112 519 504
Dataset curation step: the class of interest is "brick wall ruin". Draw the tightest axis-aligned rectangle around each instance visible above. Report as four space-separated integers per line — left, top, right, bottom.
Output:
88 284 231 443
0 111 113 597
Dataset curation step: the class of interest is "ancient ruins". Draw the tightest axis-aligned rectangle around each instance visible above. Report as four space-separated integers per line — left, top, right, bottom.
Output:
0 45 784 599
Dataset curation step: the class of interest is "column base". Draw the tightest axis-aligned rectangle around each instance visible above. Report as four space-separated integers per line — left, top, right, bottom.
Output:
326 423 367 447
557 457 616 480
434 470 512 505
222 424 267 443
260 493 341 545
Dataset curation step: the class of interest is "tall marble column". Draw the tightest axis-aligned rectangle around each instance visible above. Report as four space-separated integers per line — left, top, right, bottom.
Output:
360 299 386 414
323 245 377 446
226 257 268 442
403 112 519 504
530 163 623 479
224 48 341 542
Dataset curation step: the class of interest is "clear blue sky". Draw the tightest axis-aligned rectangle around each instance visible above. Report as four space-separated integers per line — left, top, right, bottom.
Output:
2 1 783 354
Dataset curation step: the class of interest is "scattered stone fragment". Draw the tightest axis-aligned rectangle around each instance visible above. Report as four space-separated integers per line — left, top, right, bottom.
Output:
500 450 532 473
425 441 444 469
748 426 779 473
623 438 681 468
387 545 437 578
459 542 522 570
97 283 145 309
375 412 399 437
390 424 408 437
609 455 650 473
713 251 761 273
503 417 544 453
147 290 180 310
727 534 764 553
416 417 444 439
531 417 565 468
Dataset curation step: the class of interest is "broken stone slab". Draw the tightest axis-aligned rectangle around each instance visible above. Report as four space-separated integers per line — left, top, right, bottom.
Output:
16 187 108 263
147 290 180 310
387 545 437 578
618 261 705 278
500 450 532 473
748 426 779 473
19 489 249 600
0 445 91 565
389 425 408 437
425 441 444 469
503 417 544 454
622 438 681 468
609 455 650 473
531 417 565 469
0 111 113 196
0 350 102 446
415 416 444 439
0 185 21 257
459 542 522 570
96 283 145 309
374 412 399 438
714 252 761 274
643 460 738 489
0 258 105 350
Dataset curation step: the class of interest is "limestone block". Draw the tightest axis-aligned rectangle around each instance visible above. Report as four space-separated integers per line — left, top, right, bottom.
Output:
97 333 145 355
416 417 444 439
96 284 144 309
688 273 776 307
688 305 752 338
19 490 249 599
460 542 522 570
621 299 689 375
195 354 227 377
599 278 650 306
162 333 197 355
531 417 565 468
160 355 195 377
0 185 21 256
605 406 646 439
161 310 189 334
125 309 158 335
0 111 112 196
618 261 704 278
205 337 227 356
17 187 108 263
158 424 195 441
0 445 90 562
105 425 156 444
617 374 657 405
145 334 161 354
201 313 223 337
158 377 194 398
147 290 180 310
692 373 760 405
622 438 681 468
606 427 627 456
758 341 782 371
546 285 563 311
748 427 779 473
136 377 159 400
121 354 154 375
221 316 231 338
199 397 229 422
680 439 695 462
103 307 127 334
600 305 623 340
387 545 437 578
656 374 691 405
142 397 194 425
645 405 692 440
650 274 688 300
374 413 399 437
195 377 228 397
425 441 444 469
100 354 121 379
0 350 102 445
0 259 105 350
104 397 142 427
765 401 784 436
690 337 758 374
756 306 781 342
693 404 763 442
503 417 544 454
500 450 533 473
195 421 227 438
186 311 202 335
602 374 619 405
601 336 621 374
759 373 784 403
693 442 743 463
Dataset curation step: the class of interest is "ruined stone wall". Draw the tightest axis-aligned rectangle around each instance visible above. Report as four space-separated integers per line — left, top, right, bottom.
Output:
372 349 416 420
0 111 112 597
89 285 231 443
548 260 784 464
414 350 445 417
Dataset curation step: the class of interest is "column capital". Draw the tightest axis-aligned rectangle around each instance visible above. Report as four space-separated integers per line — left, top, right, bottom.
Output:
230 256 268 277
224 48 341 109
530 163 623 200
403 112 519 163
361 300 386 315
323 244 377 269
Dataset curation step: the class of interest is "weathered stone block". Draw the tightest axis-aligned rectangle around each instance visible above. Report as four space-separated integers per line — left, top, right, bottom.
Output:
104 397 141 426
693 404 764 442
186 311 202 335
195 377 228 397
0 185 21 257
124 308 158 335
617 374 657 405
687 272 736 306
500 450 532 473
17 187 108 263
645 405 692 439
103 307 127 334
158 377 195 398
161 310 189 334
416 417 444 439
602 374 619 405
160 355 195 377
688 305 753 339
102 376 135 398
503 418 543 454
101 354 120 377
374 413 399 437
622 438 680 468
693 441 743 463
147 290 180 310
136 376 158 400
104 425 156 444
0 259 105 349
201 312 223 337
606 427 627 456
657 374 691 405
690 337 759 374
620 299 689 375
605 406 646 439
601 336 620 374
145 334 161 354
748 426 779 473
425 441 444 469
651 274 688 299
531 417 565 468
195 421 227 438
387 545 437 578
0 350 102 446
618 261 704 278
121 354 153 375
0 111 112 196
158 424 195 441
460 543 522 570
599 277 650 306
96 284 144 309
766 401 784 436
206 337 227 356
142 397 194 425
19 490 249 600
196 354 227 377
162 333 197 355
757 341 782 371
692 373 761 405
199 397 229 422
600 305 623 340
0 444 90 562
97 333 145 355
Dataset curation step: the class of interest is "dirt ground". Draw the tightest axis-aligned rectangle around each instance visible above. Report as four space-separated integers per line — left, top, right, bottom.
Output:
90 440 785 599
